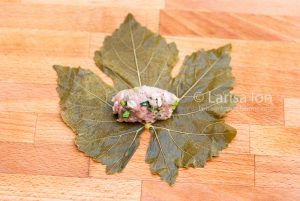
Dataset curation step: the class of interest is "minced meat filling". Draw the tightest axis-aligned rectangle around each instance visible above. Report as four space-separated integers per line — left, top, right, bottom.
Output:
112 86 179 123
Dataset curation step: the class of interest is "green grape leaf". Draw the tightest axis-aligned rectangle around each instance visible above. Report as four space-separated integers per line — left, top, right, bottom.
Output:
53 65 144 174
169 44 237 117
148 118 236 184
53 13 237 185
94 13 178 89
146 45 237 184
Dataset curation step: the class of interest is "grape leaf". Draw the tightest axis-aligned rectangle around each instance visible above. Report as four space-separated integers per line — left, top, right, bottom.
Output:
53 65 144 173
94 14 178 89
144 45 237 184
148 118 236 184
53 13 237 185
170 44 236 117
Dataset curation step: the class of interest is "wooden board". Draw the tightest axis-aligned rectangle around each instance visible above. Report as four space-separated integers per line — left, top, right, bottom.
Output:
0 0 299 200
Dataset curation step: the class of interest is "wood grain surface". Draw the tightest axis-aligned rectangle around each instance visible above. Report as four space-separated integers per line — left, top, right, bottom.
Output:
0 0 299 200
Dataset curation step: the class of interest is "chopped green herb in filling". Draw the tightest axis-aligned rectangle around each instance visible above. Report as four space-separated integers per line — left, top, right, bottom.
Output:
120 100 126 107
171 100 179 110
122 110 130 118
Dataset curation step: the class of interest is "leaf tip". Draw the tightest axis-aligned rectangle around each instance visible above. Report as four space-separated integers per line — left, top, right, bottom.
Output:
52 64 60 71
52 65 71 74
125 13 135 22
224 43 232 52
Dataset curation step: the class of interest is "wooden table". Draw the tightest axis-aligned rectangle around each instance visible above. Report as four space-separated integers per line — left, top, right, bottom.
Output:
0 0 300 200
